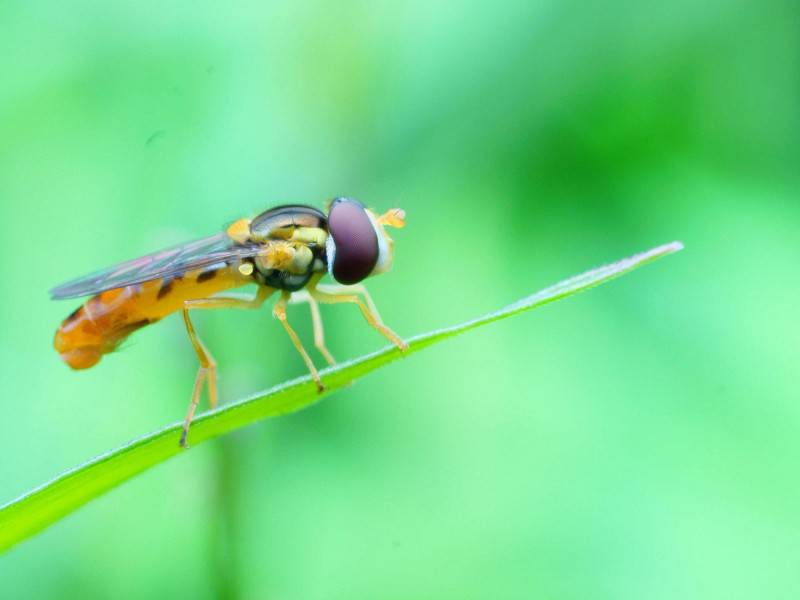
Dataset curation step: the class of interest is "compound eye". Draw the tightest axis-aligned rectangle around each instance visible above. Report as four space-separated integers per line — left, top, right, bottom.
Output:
328 198 379 285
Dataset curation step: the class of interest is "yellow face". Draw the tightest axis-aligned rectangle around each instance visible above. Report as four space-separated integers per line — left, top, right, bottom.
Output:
367 207 406 277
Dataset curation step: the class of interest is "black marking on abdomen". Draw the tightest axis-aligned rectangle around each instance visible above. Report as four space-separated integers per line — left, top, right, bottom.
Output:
196 269 218 284
117 318 156 338
157 277 174 300
64 305 82 324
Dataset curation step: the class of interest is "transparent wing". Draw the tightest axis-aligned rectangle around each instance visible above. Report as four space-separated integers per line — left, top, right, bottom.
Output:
50 232 264 300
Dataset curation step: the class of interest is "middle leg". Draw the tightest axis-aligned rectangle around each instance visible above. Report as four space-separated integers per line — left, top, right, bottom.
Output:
274 291 325 392
290 290 336 366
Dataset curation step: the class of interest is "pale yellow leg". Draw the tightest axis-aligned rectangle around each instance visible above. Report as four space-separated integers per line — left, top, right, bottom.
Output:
290 291 336 365
315 283 384 324
181 311 216 449
274 292 325 392
179 287 273 448
309 285 407 351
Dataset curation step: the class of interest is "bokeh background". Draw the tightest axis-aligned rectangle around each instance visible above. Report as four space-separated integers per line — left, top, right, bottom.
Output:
1 1 798 598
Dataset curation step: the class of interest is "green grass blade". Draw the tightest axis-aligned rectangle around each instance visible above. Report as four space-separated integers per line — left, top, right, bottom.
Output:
0 241 683 553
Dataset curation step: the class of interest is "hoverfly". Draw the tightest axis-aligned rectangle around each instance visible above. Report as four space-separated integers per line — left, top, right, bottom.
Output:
51 198 407 447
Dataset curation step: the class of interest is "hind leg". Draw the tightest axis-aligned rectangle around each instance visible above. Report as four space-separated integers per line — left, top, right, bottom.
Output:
179 287 274 448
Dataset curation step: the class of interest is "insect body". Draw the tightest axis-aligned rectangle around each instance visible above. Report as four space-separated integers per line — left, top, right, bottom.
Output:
51 198 407 447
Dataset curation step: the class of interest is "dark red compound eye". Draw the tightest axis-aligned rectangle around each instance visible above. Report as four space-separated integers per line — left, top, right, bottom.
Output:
328 198 379 285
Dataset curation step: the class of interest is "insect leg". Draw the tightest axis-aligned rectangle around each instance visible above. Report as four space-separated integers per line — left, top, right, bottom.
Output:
307 294 336 366
274 291 325 392
315 283 384 324
180 310 216 448
289 291 336 366
309 284 407 351
179 286 274 448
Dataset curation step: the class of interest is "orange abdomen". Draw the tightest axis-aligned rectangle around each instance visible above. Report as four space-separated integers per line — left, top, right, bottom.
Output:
54 268 247 370
54 286 152 370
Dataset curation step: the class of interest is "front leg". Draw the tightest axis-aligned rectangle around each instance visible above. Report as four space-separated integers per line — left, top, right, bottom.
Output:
308 283 407 351
314 283 385 324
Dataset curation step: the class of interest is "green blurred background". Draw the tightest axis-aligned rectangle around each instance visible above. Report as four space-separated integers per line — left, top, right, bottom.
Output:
1 0 798 598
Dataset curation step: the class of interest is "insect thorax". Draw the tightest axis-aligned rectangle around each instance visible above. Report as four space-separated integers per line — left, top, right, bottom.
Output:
248 205 330 292
252 243 327 291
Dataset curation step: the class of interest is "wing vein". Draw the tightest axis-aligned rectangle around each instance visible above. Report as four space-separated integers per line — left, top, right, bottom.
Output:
50 232 264 300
